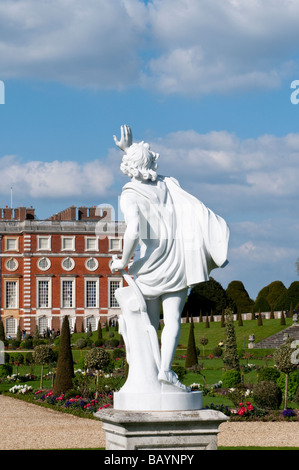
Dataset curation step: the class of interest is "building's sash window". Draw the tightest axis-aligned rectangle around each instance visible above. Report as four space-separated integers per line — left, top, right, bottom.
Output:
5 237 19 251
109 279 122 308
61 236 75 251
5 281 18 309
5 317 17 336
61 279 75 308
85 237 98 251
38 280 49 308
37 236 51 251
85 279 98 308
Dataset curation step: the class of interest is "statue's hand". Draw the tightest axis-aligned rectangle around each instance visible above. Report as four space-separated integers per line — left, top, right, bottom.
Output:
110 257 126 274
113 125 132 152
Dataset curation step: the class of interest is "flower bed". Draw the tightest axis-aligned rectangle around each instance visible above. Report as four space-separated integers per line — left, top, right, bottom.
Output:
33 389 113 414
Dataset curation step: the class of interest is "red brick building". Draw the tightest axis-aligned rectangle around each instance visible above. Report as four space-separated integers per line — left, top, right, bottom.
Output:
0 205 125 337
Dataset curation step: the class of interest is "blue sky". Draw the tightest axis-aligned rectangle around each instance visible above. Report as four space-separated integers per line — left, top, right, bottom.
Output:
0 0 299 301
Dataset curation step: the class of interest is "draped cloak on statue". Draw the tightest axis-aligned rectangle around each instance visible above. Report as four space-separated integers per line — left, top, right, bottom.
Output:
120 175 229 299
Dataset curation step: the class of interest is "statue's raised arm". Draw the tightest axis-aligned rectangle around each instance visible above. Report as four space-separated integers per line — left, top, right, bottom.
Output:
113 124 132 152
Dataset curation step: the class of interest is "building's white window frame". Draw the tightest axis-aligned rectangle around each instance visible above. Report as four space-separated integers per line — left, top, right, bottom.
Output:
61 277 76 309
37 235 51 251
5 317 17 337
108 277 122 308
85 277 99 308
108 237 122 252
37 257 51 271
61 236 75 251
85 236 99 252
38 316 50 334
36 277 52 309
86 316 96 332
5 258 19 272
5 279 19 309
61 257 75 272
4 236 19 252
85 257 99 272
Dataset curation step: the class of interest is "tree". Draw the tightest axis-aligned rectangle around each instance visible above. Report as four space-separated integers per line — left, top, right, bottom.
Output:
186 277 234 317
280 310 286 326
257 311 263 326
273 339 298 409
220 310 225 328
97 321 103 341
223 308 240 372
199 337 208 358
185 318 198 368
256 281 287 311
34 345 55 388
84 347 111 394
53 316 74 396
226 280 254 313
0 320 5 342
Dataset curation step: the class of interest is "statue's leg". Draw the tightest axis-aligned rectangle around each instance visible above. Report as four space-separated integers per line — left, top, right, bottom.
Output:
160 288 188 373
145 296 161 330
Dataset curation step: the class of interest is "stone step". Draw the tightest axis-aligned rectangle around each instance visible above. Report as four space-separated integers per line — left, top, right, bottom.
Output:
254 324 299 349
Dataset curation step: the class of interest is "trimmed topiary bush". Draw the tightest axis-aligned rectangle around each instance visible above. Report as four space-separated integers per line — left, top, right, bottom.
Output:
75 337 87 349
221 369 241 388
53 316 74 396
252 381 282 410
258 367 281 383
0 363 13 377
212 346 223 357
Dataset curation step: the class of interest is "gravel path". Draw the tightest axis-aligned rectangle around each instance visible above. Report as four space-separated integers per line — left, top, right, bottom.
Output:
0 395 298 450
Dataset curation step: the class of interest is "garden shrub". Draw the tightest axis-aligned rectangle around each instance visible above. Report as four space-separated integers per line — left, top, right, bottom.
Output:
75 337 87 349
10 340 20 350
212 346 223 357
95 339 104 347
277 370 299 400
252 381 282 410
258 367 281 383
221 369 241 388
105 338 120 348
293 386 299 405
0 363 13 377
22 338 33 349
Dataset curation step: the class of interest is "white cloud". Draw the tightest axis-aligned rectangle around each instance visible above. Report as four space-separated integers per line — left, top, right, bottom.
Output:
0 155 114 199
150 130 299 217
0 0 298 94
0 0 146 89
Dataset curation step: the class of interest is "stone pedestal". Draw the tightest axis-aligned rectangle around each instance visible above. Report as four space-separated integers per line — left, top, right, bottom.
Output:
94 408 228 450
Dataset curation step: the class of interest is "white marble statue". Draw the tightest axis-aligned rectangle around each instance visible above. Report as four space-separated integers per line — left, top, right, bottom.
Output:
110 125 229 409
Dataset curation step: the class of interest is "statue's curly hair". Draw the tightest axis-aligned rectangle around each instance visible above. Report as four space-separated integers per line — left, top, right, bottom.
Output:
120 141 159 181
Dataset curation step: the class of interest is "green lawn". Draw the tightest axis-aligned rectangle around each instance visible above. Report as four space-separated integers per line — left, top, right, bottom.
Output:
1 317 295 398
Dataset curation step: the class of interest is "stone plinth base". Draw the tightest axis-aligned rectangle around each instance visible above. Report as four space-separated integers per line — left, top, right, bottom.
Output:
94 408 228 450
113 389 202 411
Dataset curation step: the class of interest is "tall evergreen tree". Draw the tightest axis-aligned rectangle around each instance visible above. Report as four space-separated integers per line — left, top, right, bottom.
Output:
223 308 240 371
53 316 74 396
257 311 263 326
97 321 102 340
226 280 254 313
0 320 5 342
220 310 225 328
185 318 198 368
280 310 286 325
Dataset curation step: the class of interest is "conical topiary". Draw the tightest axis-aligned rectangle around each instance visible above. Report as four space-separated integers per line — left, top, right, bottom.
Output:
0 320 5 342
223 308 240 371
185 318 198 368
53 316 74 396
